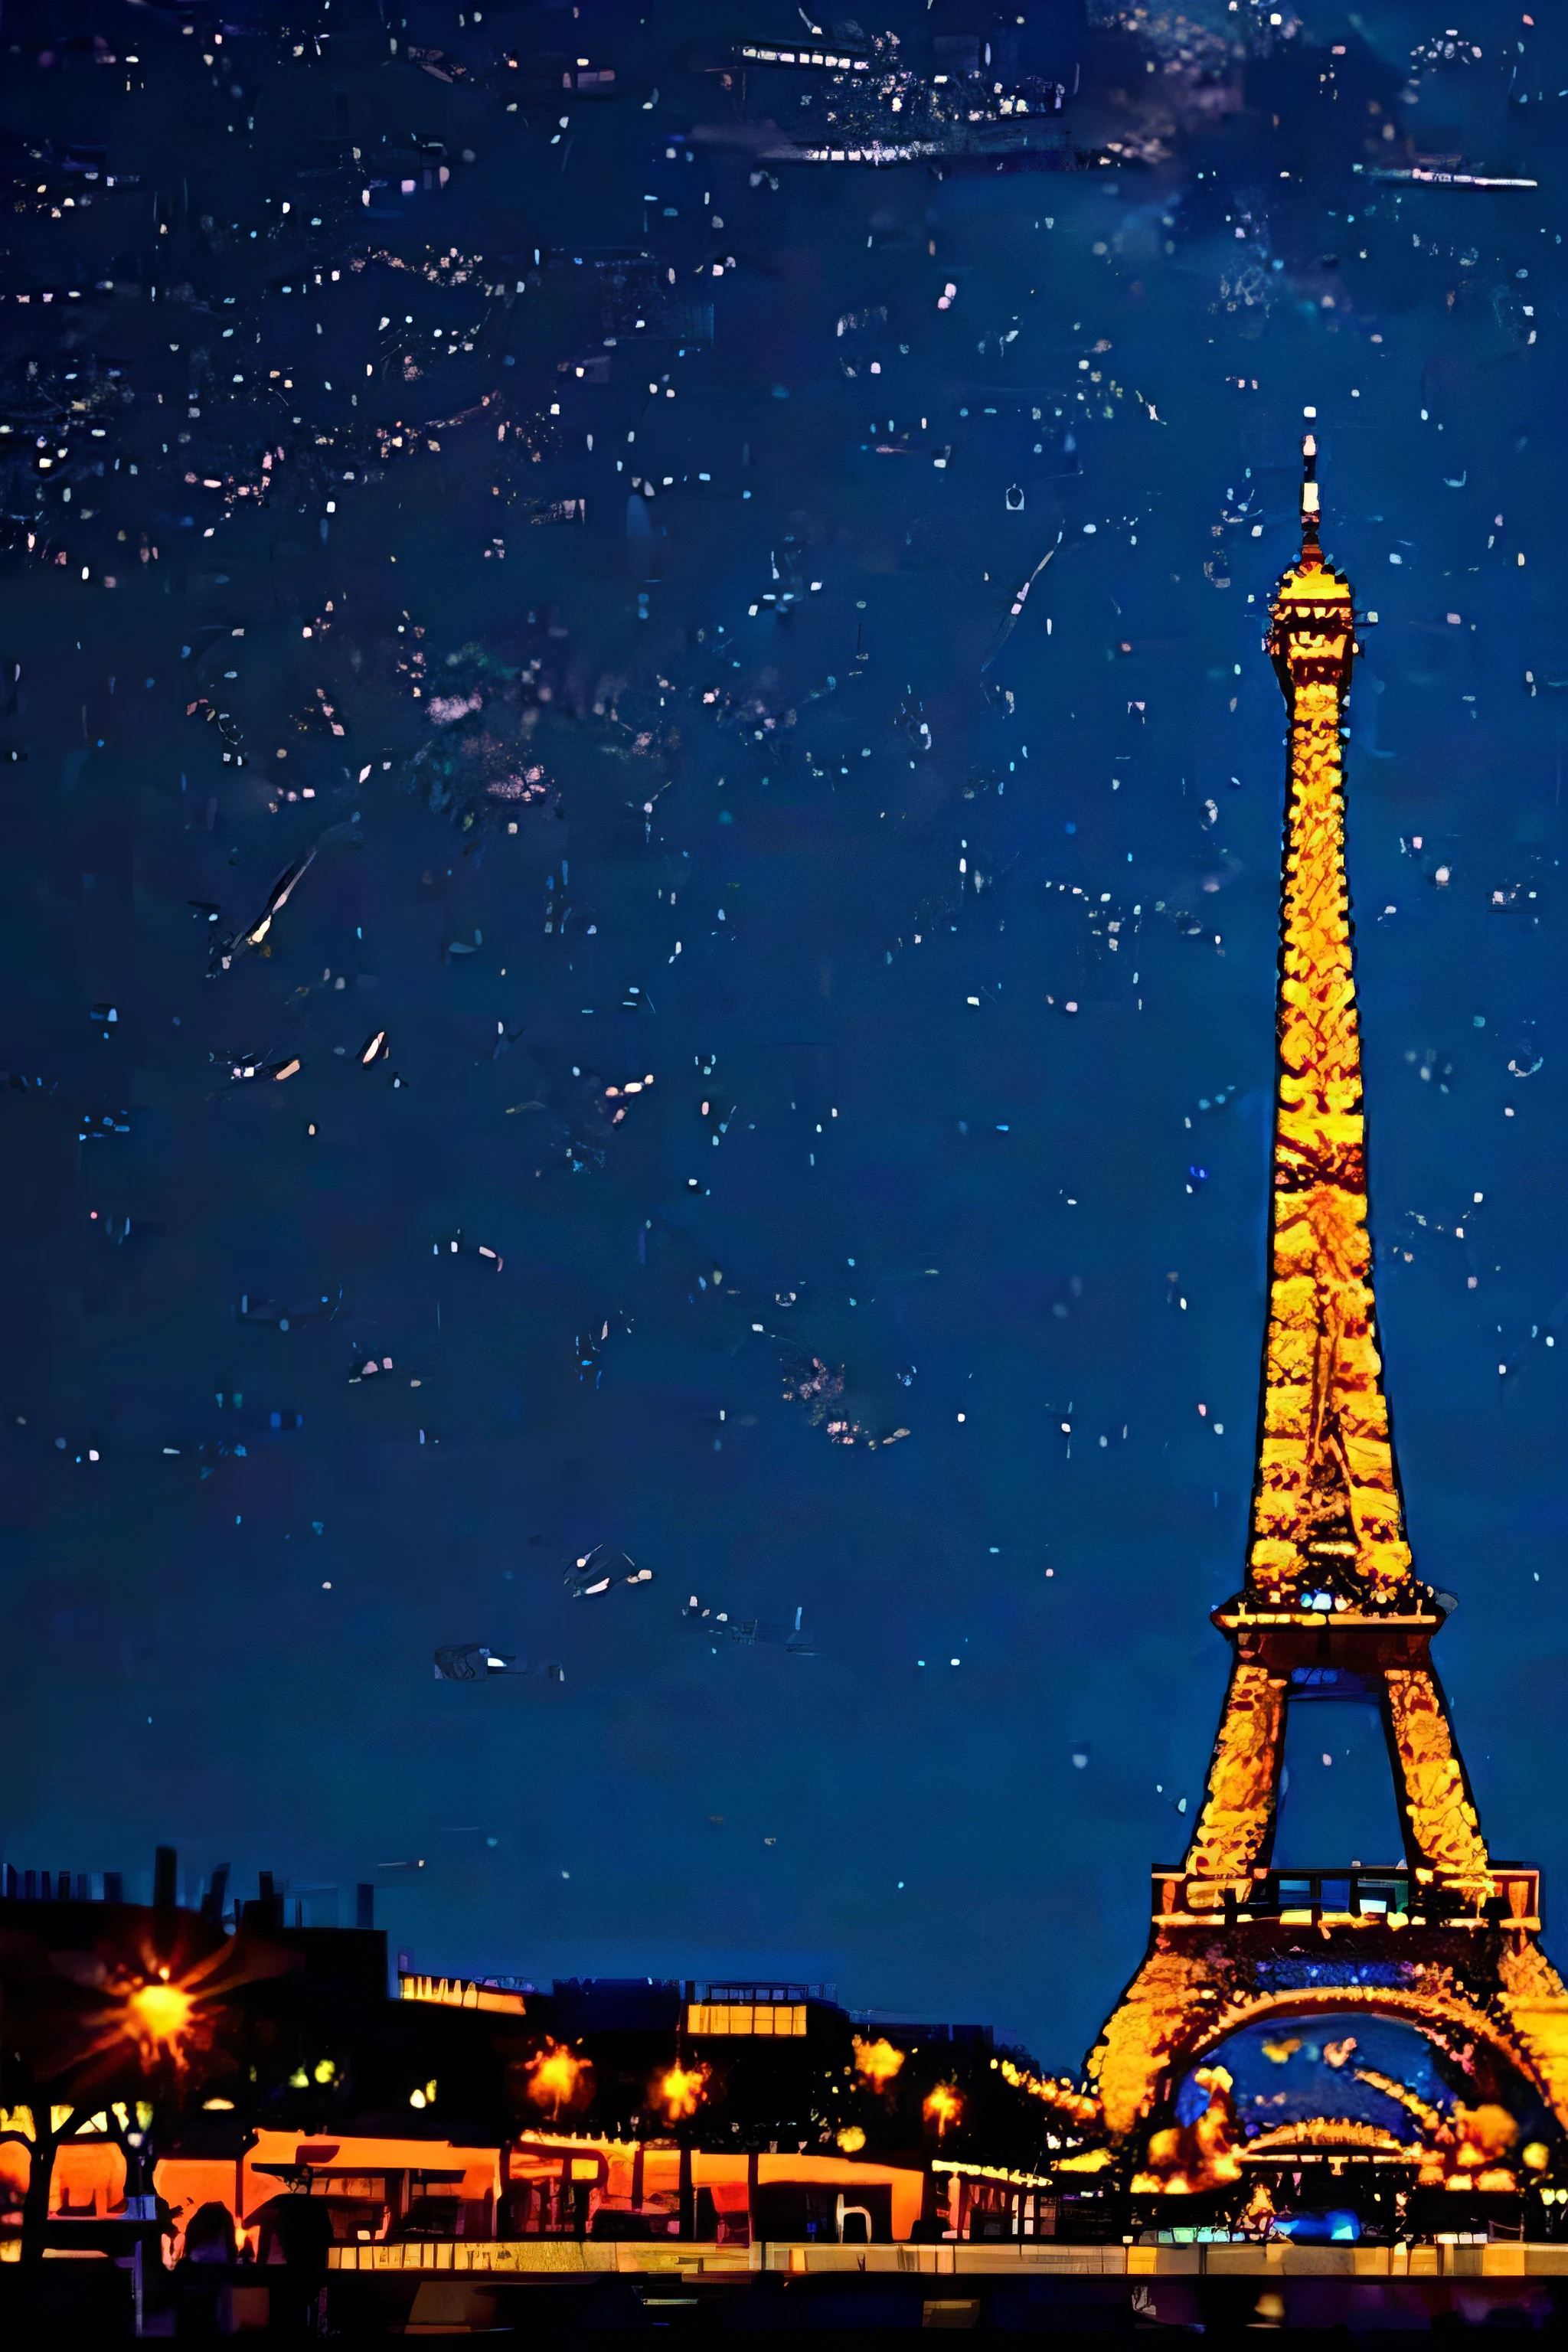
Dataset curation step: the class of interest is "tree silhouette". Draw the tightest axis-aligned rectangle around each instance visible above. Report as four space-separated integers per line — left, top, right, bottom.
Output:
0 1912 292 2265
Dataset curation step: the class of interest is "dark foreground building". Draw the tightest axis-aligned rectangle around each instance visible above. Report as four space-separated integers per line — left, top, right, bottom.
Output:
0 1857 1107 2332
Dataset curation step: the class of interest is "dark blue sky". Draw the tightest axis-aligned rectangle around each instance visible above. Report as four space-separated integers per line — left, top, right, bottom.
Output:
2 0 1566 2070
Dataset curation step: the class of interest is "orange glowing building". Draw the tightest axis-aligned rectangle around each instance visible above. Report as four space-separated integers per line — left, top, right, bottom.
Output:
0 1872 1058 2270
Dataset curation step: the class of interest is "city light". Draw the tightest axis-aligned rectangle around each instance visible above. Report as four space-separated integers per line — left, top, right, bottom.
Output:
121 1978 195 2066
923 2083 962 2138
524 2041 592 2118
653 2061 710 2122
852 2035 905 2092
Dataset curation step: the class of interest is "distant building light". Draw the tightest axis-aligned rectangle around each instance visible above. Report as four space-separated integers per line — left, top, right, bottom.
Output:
687 2001 807 2037
400 1973 528 2017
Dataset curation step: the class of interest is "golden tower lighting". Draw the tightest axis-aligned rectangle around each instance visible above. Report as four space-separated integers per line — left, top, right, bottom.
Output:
1086 435 1568 2180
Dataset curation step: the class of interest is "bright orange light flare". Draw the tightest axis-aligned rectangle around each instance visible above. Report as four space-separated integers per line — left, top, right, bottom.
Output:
122 1981 195 2065
524 2041 592 2117
88 1955 221 2077
923 2082 962 2138
852 2036 905 2092
52 1926 298 2099
654 2062 710 2122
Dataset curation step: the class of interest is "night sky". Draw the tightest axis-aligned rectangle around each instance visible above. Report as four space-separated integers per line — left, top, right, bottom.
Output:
2 0 1566 2074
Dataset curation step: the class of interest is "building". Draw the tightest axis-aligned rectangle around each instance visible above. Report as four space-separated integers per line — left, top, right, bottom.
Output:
0 1864 1081 2272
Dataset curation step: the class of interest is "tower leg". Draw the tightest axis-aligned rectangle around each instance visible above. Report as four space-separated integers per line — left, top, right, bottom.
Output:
1088 1945 1233 2141
1498 1939 1568 2129
1184 1659 1286 1881
1378 1664 1491 1881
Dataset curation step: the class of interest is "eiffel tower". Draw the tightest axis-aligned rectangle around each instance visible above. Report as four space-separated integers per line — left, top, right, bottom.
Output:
1086 437 1568 2184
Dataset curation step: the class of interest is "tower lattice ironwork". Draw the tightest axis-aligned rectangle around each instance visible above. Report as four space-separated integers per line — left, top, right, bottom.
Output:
1086 439 1568 2181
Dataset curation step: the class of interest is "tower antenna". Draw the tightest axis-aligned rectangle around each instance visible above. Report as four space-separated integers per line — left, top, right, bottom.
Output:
1300 429 1320 556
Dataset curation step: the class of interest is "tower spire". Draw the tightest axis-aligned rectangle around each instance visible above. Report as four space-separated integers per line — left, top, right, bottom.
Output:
1250 446 1414 1617
1299 426 1321 557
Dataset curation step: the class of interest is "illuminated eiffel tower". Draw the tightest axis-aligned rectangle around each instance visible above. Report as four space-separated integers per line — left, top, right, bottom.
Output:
1087 438 1568 2178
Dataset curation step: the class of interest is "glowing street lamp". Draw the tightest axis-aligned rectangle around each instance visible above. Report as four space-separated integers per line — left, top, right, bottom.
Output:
524 2042 592 2118
120 1978 197 2069
923 2083 962 2138
853 2036 905 2092
653 2062 710 2123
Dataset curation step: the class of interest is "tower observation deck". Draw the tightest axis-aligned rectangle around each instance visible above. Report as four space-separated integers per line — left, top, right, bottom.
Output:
1083 439 1568 2189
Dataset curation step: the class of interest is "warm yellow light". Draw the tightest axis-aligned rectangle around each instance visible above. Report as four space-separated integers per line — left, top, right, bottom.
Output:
1085 462 1568 2177
852 2036 905 2092
1244 540 1412 1615
836 2125 867 2153
525 2043 592 2118
653 2062 709 2123
1453 2102 1517 2163
1127 2066 1242 2193
1246 2117 1413 2158
923 2083 962 2138
1351 2066 1442 2137
123 1981 194 2063
997 2059 1100 2124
